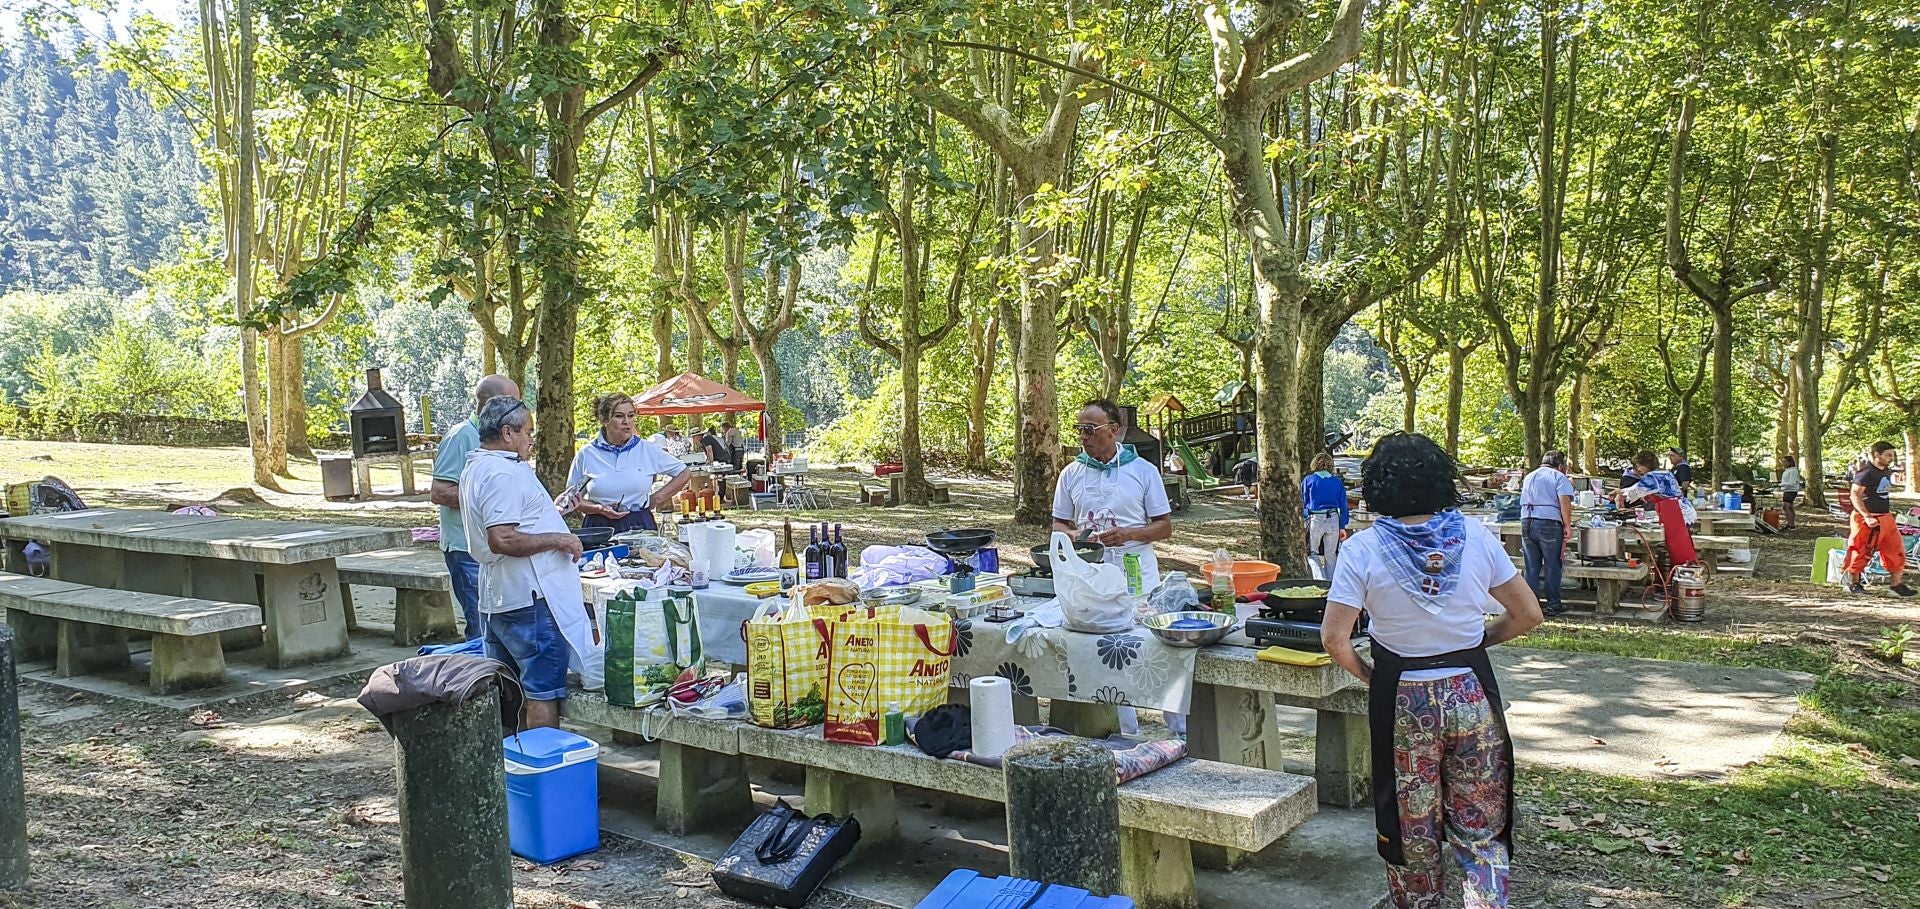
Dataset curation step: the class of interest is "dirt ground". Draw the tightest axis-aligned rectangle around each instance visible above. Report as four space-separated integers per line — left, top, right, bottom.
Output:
2 442 1918 908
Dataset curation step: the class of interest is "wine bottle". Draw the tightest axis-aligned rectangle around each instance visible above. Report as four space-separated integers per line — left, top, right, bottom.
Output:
832 523 848 578
804 525 823 581
779 519 801 590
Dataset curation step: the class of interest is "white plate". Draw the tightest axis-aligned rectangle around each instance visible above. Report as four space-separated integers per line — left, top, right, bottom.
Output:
721 569 781 584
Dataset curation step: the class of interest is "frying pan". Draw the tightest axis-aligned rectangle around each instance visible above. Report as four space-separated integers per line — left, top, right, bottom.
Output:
925 528 995 555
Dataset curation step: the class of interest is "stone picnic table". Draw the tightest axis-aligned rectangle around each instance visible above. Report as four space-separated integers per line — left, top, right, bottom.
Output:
0 508 409 667
583 576 1371 806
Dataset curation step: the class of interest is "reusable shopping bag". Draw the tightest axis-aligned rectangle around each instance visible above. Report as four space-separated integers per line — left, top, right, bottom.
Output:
823 604 954 745
602 585 703 708
744 599 832 728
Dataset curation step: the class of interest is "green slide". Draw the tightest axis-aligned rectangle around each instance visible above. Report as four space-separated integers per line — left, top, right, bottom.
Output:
1171 439 1221 488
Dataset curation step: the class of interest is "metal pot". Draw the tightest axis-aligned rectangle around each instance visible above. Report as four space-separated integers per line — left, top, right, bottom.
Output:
1577 524 1621 559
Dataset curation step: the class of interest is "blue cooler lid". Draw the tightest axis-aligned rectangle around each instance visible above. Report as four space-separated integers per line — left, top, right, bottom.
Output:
503 727 597 770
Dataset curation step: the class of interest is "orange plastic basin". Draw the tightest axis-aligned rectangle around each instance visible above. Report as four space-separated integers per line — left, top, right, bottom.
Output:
1200 560 1281 597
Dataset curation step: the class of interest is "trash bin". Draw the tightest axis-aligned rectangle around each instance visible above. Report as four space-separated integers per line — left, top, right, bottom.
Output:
503 727 600 864
320 456 355 500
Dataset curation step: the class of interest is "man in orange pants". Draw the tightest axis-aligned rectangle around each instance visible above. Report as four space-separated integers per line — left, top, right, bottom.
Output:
1844 441 1914 597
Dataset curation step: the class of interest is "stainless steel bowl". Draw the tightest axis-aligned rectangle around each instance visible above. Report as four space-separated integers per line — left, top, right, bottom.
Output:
1142 611 1237 648
861 586 923 608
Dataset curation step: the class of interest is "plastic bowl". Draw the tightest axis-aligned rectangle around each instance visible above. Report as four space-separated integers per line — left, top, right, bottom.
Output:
1142 611 1237 648
1200 560 1281 597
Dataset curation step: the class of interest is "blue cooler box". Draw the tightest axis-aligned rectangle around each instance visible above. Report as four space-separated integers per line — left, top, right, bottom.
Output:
503 727 601 864
916 871 1133 909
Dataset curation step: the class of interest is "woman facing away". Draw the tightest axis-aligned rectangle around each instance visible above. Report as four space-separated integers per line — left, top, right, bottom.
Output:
1321 432 1544 909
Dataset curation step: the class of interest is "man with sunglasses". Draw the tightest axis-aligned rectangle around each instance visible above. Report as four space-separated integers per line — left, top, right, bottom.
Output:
461 395 591 728
1051 399 1174 589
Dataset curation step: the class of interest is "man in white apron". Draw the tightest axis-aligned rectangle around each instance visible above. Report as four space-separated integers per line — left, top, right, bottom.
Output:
1051 399 1174 590
462 395 598 729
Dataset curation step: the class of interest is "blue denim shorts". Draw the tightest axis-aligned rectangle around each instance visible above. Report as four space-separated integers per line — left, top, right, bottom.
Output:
484 597 569 701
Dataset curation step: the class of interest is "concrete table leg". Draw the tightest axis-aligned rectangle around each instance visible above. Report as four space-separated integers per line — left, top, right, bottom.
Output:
393 589 460 646
2 626 28 890
339 585 359 631
55 621 128 677
1314 710 1370 808
261 561 350 667
656 741 753 836
803 767 897 852
1048 700 1121 739
2 610 55 662
354 459 374 502
49 543 123 589
1595 580 1623 615
391 689 512 909
149 633 226 694
186 560 267 652
400 455 418 496
1184 683 1283 770
1119 828 1197 909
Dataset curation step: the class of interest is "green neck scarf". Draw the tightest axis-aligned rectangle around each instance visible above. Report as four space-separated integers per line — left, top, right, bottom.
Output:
1077 444 1139 475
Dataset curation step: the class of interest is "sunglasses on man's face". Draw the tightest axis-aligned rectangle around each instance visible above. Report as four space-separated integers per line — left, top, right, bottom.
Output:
1074 422 1115 435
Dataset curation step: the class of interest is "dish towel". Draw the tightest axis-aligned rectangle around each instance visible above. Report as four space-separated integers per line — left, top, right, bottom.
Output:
948 725 1188 784
1256 646 1333 667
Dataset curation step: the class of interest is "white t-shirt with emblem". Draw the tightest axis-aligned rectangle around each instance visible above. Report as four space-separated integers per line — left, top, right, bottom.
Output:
1051 453 1172 587
1328 517 1517 681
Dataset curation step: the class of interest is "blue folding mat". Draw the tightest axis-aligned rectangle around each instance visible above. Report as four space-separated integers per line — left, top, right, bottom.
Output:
915 870 1134 909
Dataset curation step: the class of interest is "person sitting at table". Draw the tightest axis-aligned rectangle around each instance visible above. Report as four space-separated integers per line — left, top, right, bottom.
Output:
565 392 692 533
462 395 588 729
1321 431 1543 909
699 425 727 465
1615 450 1698 565
647 424 689 457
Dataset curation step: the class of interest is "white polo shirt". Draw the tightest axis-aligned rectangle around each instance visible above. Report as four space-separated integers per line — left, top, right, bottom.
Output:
568 435 686 511
461 449 579 615
1051 452 1172 585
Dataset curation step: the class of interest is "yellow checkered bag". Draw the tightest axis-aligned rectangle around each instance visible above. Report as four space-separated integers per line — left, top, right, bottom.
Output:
744 599 835 729
823 604 954 745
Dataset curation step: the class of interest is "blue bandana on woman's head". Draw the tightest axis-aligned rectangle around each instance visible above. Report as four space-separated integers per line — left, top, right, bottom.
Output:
590 432 638 455
1374 509 1468 614
1077 444 1139 475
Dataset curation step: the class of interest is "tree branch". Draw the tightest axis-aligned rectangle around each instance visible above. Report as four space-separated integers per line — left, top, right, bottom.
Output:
581 54 667 127
1250 0 1370 103
934 40 1223 151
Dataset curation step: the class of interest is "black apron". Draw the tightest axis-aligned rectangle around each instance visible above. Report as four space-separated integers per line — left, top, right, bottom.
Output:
1368 639 1516 865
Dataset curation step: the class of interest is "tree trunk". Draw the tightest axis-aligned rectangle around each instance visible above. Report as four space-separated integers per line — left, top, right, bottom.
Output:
1907 428 1920 495
528 4 586 496
651 304 675 382
1294 308 1344 472
284 334 312 459
1399 366 1418 432
234 0 275 490
1565 369 1585 470
752 344 783 456
1709 302 1734 488
1011 187 1063 526
265 330 292 477
901 337 928 504
965 312 998 472
1444 344 1467 456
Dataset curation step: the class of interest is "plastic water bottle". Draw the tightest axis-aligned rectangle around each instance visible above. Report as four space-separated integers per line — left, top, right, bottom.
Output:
1211 547 1235 611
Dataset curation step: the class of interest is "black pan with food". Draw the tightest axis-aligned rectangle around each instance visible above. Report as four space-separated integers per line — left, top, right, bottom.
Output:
1256 578 1331 615
1031 540 1105 576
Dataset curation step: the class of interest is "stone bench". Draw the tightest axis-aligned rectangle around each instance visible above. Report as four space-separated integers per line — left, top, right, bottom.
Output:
860 483 890 507
1508 557 1650 613
335 548 461 645
0 571 261 693
563 691 1316 909
927 478 953 505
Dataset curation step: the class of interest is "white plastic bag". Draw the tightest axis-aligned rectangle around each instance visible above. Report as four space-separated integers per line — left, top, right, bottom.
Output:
736 529 777 569
1049 531 1134 634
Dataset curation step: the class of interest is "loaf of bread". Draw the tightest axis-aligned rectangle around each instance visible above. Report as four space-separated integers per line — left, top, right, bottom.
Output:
800 579 861 607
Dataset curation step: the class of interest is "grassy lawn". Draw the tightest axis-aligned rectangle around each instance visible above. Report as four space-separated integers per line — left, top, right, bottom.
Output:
1515 623 1920 907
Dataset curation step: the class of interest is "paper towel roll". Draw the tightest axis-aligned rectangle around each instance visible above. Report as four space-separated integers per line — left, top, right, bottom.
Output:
688 520 737 581
969 676 1016 760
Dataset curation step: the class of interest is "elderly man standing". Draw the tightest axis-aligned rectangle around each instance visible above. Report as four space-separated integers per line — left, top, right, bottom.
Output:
429 374 518 640
1520 450 1575 617
1052 398 1173 588
462 396 587 728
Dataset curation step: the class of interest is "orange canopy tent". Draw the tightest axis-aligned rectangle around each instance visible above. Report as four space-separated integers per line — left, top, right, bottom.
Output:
631 372 765 416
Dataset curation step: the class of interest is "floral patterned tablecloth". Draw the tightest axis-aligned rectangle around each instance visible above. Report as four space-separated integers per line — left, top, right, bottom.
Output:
949 618 1199 714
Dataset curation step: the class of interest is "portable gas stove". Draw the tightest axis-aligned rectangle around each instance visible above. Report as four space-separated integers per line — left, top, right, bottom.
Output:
1242 610 1366 652
925 528 996 595
1008 570 1055 598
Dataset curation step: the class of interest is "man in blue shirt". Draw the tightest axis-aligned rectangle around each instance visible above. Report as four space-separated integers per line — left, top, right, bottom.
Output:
1300 452 1350 575
1520 450 1575 616
430 374 518 640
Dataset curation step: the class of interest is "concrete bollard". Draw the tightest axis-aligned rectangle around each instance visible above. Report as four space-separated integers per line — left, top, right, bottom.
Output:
1003 737 1121 895
390 688 512 909
1 626 27 890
